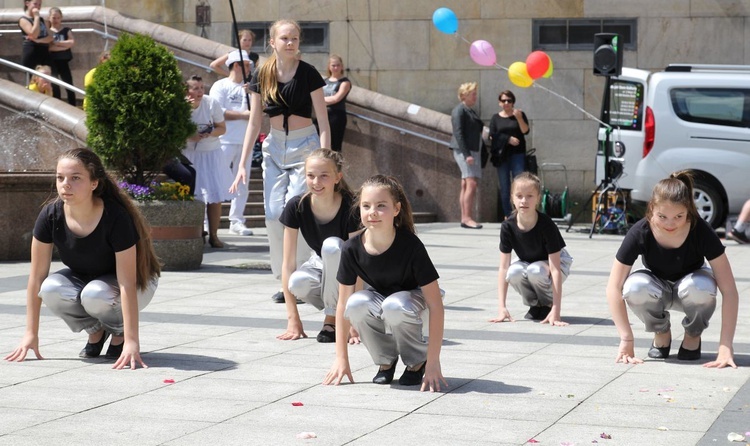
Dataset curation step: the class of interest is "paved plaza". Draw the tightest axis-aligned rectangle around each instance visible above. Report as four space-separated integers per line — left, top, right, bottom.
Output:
1 223 749 445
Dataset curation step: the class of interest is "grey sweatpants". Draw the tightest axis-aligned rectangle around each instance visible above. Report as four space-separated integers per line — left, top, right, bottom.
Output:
622 267 717 337
39 269 157 336
288 237 344 316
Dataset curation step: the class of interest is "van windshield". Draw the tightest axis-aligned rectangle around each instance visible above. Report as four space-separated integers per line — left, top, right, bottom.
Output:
670 88 750 128
601 80 644 131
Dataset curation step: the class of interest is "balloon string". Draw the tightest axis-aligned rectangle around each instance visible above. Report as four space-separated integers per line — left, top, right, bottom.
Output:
532 82 609 127
455 31 610 129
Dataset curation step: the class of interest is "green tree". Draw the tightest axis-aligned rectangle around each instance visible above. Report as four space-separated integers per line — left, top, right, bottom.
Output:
86 33 195 186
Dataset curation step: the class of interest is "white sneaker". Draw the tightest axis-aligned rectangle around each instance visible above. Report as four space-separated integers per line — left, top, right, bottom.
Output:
229 222 254 236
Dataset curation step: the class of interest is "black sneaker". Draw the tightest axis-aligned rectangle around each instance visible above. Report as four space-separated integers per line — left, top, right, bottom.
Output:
727 228 750 244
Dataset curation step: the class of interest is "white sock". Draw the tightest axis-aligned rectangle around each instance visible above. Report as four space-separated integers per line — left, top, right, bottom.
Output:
734 221 747 232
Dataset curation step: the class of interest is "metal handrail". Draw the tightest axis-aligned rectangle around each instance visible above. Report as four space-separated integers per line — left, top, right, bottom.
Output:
1 27 212 71
3 28 445 145
0 57 85 95
347 111 450 147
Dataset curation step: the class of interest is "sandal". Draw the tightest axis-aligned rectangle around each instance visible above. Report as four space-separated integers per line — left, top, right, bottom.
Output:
316 323 336 343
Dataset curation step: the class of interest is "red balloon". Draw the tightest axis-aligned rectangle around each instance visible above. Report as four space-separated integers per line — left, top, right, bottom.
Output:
526 51 551 79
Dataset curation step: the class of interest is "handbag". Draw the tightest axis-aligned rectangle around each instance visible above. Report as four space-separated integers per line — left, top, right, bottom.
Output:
525 148 538 175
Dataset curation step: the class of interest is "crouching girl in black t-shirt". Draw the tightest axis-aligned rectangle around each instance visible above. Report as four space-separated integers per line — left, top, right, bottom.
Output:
607 171 739 368
4 149 161 370
490 172 573 326
323 175 447 391
278 149 361 343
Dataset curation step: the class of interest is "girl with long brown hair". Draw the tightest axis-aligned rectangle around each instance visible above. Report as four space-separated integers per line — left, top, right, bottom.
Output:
5 148 160 370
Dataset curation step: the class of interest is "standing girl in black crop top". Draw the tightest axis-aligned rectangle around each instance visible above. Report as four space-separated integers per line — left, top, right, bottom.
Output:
4 149 161 370
323 175 447 392
230 19 331 303
278 149 361 343
607 171 739 368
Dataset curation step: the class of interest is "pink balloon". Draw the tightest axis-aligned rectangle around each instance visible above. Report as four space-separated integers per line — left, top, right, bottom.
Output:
526 51 551 79
469 40 497 67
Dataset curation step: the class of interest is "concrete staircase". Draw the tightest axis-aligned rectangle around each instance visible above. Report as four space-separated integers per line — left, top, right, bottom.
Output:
219 167 437 228
219 167 265 229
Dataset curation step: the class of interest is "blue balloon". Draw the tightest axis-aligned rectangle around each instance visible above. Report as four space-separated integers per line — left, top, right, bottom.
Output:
432 7 458 34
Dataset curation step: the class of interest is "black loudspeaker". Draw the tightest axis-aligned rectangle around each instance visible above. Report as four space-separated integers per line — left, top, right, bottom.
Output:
593 33 622 77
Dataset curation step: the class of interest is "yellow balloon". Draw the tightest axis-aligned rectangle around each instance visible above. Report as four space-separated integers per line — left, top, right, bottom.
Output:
508 62 533 88
543 58 554 78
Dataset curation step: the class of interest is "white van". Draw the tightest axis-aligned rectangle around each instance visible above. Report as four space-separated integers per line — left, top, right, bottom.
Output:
595 64 750 228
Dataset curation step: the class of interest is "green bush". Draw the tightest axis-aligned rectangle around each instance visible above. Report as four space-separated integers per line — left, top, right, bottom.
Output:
86 33 195 186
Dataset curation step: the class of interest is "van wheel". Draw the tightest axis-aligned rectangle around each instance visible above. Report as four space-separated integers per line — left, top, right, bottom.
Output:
693 178 724 229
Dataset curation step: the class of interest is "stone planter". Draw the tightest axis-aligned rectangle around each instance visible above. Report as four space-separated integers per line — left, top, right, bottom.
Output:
0 173 57 261
135 199 205 271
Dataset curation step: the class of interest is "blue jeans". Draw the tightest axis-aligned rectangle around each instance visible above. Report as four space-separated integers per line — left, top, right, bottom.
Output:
496 152 526 218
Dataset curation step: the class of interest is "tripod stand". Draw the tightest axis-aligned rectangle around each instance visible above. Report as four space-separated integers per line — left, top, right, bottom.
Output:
566 171 627 238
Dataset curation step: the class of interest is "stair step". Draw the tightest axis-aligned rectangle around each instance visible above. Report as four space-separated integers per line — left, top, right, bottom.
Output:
413 212 437 224
219 212 438 229
215 167 437 228
220 201 265 216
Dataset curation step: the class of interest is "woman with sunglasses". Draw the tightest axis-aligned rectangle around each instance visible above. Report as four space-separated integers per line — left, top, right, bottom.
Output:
489 90 530 220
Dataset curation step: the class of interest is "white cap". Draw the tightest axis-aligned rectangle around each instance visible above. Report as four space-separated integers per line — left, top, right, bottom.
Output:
226 50 250 68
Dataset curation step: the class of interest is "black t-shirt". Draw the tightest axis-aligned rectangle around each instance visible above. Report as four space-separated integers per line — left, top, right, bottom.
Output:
337 229 440 296
489 112 529 157
33 199 139 281
499 211 566 262
279 192 360 257
616 218 725 282
249 60 325 119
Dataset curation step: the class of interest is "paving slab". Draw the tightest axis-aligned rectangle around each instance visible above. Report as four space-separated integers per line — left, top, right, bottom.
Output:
1 222 749 445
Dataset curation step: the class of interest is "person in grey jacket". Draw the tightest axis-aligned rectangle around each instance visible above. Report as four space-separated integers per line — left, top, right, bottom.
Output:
449 82 484 229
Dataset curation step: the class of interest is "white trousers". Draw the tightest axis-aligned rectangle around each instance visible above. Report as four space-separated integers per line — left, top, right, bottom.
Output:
222 143 250 225
262 125 319 278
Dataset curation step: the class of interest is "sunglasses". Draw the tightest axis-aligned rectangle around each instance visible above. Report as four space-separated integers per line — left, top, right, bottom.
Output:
500 99 514 104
